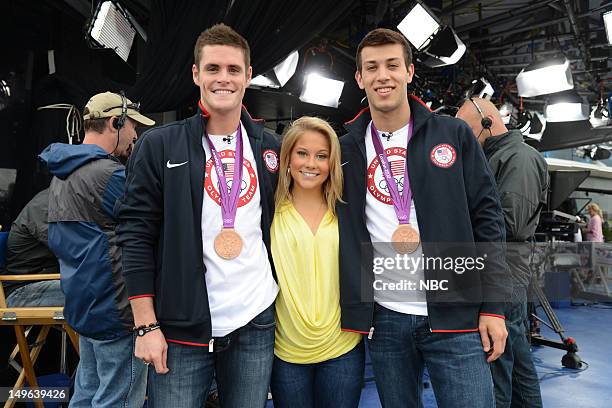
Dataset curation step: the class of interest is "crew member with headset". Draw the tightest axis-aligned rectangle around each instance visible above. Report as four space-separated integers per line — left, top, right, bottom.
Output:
457 97 549 408
40 91 155 407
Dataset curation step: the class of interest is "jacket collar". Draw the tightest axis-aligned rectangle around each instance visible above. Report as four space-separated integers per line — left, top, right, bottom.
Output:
344 95 433 157
195 100 264 141
482 129 523 159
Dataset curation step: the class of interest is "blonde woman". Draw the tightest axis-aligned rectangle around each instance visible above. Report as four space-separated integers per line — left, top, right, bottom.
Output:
270 117 364 408
585 203 604 242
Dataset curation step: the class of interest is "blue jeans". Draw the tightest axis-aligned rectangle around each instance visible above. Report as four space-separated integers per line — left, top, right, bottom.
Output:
490 288 543 408
368 305 494 408
271 341 365 408
6 280 65 307
148 304 275 408
70 333 147 408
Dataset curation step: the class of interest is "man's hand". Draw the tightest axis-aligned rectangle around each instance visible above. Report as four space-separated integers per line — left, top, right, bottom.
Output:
135 329 169 374
478 315 508 363
130 297 169 374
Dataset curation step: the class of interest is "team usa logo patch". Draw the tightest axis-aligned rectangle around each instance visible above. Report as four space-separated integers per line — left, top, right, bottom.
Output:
430 144 456 168
367 147 406 205
262 149 279 173
205 150 258 207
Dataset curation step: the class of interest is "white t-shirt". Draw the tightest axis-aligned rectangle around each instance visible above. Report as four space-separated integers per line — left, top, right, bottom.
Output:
201 123 278 337
365 121 427 316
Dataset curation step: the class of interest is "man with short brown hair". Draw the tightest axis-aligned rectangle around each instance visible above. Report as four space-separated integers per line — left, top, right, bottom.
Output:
116 24 280 407
338 28 510 407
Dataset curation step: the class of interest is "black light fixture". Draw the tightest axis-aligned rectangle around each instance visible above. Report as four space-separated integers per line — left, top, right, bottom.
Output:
465 78 494 100
87 1 147 62
250 51 299 89
578 146 611 161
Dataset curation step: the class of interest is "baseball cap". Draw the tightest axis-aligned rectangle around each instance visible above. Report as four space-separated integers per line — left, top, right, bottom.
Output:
83 92 155 126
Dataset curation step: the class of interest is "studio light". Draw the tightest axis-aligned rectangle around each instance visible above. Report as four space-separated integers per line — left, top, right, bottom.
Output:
299 73 344 108
604 10 612 45
249 75 278 88
499 102 514 125
465 78 494 100
397 2 465 68
545 91 589 123
591 147 611 161
250 51 299 89
420 28 466 68
1 79 10 99
517 111 546 140
0 80 9 111
590 100 610 128
529 112 545 135
580 146 612 161
516 57 573 97
88 1 146 62
516 111 532 135
397 3 439 51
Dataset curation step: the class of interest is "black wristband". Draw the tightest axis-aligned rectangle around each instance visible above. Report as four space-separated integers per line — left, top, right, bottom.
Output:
133 322 161 337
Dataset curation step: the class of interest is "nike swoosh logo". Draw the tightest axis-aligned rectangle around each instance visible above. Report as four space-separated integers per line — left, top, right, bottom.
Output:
166 160 188 168
341 161 350 167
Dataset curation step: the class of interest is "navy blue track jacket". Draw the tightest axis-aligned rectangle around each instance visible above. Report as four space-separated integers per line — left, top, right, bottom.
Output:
337 96 511 334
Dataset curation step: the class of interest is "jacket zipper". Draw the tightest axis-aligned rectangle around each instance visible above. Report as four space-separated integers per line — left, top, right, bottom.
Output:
208 338 214 352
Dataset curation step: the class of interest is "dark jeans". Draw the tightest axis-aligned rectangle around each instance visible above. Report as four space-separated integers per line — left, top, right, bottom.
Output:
490 288 543 408
368 305 494 408
148 304 275 408
270 341 365 408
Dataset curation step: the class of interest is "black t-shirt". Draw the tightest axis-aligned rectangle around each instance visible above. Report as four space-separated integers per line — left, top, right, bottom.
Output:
2 188 59 297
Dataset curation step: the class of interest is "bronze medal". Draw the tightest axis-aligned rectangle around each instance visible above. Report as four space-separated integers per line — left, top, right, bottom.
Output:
214 228 243 260
391 224 420 254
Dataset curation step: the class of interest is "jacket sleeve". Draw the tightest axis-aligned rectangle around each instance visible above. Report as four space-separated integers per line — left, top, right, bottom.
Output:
114 131 164 299
459 124 510 318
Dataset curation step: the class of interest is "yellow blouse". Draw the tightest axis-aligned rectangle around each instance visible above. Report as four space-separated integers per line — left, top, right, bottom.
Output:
271 201 360 364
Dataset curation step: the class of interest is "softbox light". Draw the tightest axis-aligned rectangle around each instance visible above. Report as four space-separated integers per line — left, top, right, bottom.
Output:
89 1 136 62
422 29 466 68
545 91 589 123
299 73 344 108
516 57 573 97
251 51 299 89
397 3 465 68
397 3 440 51
604 10 612 45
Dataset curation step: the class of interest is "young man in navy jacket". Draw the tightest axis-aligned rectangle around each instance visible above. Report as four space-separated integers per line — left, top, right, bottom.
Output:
115 24 280 407
337 28 510 407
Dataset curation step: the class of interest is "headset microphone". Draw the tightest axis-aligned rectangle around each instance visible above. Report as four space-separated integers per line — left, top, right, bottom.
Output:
112 90 128 130
469 97 492 130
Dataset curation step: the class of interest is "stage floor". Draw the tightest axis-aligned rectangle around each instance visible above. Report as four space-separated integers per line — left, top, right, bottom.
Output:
264 304 611 407
356 304 612 408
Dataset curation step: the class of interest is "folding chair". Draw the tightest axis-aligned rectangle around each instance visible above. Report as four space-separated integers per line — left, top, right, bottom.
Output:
0 231 79 408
